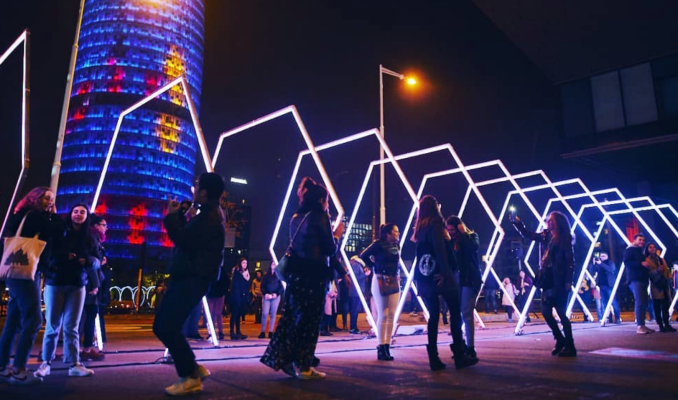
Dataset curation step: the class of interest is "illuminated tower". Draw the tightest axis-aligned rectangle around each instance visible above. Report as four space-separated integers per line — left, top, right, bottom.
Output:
57 0 205 260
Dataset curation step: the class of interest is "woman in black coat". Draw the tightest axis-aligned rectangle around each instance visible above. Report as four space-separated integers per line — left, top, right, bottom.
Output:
260 177 344 380
230 258 250 340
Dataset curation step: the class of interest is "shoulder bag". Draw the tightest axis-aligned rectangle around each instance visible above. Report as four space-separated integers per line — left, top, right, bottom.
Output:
275 212 311 283
1 214 47 281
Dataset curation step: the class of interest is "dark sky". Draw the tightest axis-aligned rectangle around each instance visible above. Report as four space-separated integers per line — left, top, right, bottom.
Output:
0 0 645 254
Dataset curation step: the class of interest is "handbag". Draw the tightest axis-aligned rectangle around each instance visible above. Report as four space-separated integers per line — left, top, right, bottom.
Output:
376 274 399 296
0 214 47 281
275 212 311 283
649 271 668 290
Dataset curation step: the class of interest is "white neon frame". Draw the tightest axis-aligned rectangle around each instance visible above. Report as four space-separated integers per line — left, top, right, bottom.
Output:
91 76 218 348
0 30 30 238
267 128 420 334
212 105 344 230
466 172 596 333
570 196 678 323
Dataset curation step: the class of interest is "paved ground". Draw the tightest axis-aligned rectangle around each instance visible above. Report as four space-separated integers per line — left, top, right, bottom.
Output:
1 312 677 399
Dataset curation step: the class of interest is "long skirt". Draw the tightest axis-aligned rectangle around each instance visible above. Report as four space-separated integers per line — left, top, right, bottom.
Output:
260 272 326 371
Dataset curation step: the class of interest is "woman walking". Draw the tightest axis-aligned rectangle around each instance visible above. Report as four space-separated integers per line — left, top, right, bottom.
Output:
446 215 482 359
230 258 250 340
412 195 478 371
360 223 401 361
259 261 284 339
645 243 676 332
260 177 344 379
0 187 59 385
511 211 577 356
37 203 100 377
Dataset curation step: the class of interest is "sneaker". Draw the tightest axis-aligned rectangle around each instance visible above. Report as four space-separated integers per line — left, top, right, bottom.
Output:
9 369 43 385
35 362 51 377
349 328 360 334
165 376 203 396
195 364 210 381
297 367 326 380
636 326 653 334
0 367 12 382
68 363 94 377
665 325 677 332
258 332 266 339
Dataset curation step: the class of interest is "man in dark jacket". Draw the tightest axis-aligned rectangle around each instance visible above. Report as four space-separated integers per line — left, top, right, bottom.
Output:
624 233 653 334
153 173 226 396
590 252 621 324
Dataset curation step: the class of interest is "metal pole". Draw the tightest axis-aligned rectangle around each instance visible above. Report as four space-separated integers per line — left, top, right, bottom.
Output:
379 65 386 226
50 0 86 193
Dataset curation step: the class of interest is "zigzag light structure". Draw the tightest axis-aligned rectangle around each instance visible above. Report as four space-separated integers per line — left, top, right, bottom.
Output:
571 197 678 324
0 30 30 238
469 172 595 333
269 128 426 333
92 76 218 347
397 160 544 330
212 105 344 231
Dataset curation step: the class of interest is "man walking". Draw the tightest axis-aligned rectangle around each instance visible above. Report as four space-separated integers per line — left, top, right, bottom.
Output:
153 173 226 395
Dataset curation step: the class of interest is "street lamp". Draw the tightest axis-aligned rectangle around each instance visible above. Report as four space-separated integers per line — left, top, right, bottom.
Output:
379 64 415 225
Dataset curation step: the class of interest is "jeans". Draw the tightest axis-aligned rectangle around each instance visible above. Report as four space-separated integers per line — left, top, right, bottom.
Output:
541 293 573 343
261 295 281 333
153 275 210 378
484 288 497 313
629 281 648 327
460 287 477 348
0 276 42 369
599 286 620 322
42 284 86 364
348 296 362 331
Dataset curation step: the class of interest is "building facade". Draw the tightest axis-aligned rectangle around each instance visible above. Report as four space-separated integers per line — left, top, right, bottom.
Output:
57 0 205 259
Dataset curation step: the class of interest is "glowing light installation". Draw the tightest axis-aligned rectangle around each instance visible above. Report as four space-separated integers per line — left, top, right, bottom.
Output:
567 196 678 323
57 0 205 259
268 129 424 334
92 75 216 347
0 30 30 238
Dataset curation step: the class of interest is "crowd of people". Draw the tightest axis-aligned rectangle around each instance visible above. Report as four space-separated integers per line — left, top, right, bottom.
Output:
1 175 677 396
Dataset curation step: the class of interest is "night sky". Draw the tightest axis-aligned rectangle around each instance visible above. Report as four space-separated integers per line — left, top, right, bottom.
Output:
0 0 662 255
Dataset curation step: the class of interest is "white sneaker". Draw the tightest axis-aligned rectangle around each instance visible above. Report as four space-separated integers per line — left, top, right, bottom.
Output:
165 377 203 396
645 326 655 333
9 369 43 385
0 367 12 382
68 362 94 377
297 367 326 380
636 326 653 334
35 362 51 377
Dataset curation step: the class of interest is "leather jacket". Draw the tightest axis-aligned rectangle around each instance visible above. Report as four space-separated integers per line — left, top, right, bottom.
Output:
289 209 338 266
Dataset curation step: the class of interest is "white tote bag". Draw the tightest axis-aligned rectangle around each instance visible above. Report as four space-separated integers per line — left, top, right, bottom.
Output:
0 214 47 281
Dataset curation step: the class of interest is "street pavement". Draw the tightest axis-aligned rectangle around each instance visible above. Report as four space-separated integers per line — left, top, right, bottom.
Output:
1 312 677 399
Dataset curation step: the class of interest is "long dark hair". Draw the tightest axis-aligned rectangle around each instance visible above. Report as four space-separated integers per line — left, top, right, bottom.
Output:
67 203 92 232
413 195 444 241
14 186 52 214
296 177 328 214
644 242 658 257
548 211 574 246
379 223 397 241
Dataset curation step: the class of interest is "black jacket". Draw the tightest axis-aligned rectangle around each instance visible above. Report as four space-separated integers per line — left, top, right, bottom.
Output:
46 223 100 288
590 260 617 288
623 245 647 283
288 209 338 277
261 271 284 296
413 218 457 295
512 220 574 298
164 202 225 281
360 239 400 277
2 208 62 275
207 265 230 298
230 269 249 303
454 232 482 291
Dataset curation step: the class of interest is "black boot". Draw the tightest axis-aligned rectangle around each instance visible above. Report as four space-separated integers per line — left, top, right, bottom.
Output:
558 339 577 357
377 345 392 361
551 337 565 356
426 344 446 371
465 346 477 359
451 344 478 370
384 344 395 361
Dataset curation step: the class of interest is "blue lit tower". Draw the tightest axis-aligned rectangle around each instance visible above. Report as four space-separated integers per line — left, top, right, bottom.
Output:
57 0 205 260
